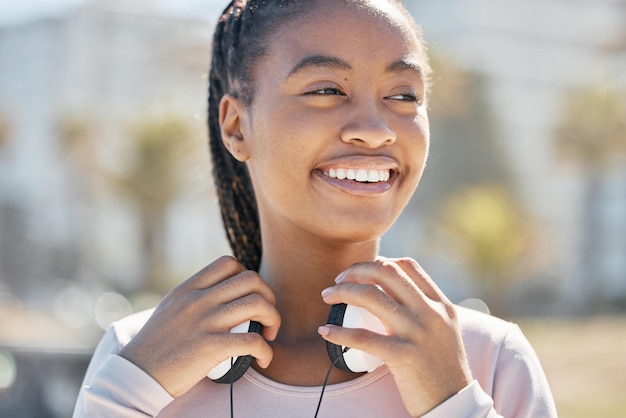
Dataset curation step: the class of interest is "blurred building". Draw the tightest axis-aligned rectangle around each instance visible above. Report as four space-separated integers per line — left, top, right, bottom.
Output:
405 0 626 312
0 0 228 305
0 0 624 314
0 2 225 416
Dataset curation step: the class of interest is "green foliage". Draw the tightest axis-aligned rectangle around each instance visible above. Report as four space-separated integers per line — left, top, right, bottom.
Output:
554 84 626 170
57 111 200 293
416 51 513 212
57 115 99 173
436 184 532 286
126 115 193 206
0 113 10 149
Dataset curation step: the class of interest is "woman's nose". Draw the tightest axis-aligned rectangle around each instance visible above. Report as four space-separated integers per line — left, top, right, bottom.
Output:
339 102 397 148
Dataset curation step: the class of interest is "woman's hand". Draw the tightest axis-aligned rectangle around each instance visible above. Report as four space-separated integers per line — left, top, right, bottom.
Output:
318 257 472 417
119 256 281 398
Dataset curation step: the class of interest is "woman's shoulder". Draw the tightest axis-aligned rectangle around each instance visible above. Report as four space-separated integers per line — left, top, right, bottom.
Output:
455 304 519 342
455 305 546 390
454 306 558 415
455 305 532 370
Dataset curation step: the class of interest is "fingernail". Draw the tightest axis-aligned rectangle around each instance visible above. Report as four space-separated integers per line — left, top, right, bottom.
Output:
335 271 346 283
321 287 333 299
318 325 330 336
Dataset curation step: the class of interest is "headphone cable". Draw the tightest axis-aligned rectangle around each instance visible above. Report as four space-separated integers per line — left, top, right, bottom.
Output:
227 347 350 418
314 347 349 418
230 357 235 418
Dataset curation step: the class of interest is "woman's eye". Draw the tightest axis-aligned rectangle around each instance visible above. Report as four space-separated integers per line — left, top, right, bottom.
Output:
387 93 420 102
306 87 344 96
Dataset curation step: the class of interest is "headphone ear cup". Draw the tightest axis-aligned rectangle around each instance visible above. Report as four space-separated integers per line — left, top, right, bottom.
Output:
208 320 263 383
325 303 353 372
325 303 385 373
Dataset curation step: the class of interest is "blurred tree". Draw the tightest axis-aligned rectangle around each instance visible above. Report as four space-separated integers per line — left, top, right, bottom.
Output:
417 51 513 207
0 113 32 297
58 115 101 184
553 84 626 311
387 52 522 309
123 114 196 294
436 184 533 316
0 112 9 150
555 85 626 166
58 112 199 294
57 114 105 286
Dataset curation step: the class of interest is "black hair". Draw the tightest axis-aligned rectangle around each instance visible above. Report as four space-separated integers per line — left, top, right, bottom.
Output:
208 0 430 271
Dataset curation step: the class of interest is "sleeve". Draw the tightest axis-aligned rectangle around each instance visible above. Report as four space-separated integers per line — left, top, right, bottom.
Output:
421 381 500 418
72 325 174 418
490 324 558 418
422 324 557 418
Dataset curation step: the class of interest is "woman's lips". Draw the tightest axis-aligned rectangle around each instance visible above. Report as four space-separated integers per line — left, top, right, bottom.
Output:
314 155 399 196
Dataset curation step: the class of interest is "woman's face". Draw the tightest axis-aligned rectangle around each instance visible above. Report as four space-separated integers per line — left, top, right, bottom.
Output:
230 0 430 244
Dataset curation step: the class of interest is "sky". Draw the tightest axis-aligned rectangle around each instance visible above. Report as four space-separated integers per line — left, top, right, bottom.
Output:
0 0 224 26
1 0 83 25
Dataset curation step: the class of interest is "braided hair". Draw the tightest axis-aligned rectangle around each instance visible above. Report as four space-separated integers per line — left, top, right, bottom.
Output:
208 0 431 271
208 0 314 271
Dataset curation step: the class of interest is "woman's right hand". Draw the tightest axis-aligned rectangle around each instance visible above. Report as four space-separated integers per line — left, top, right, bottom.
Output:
119 256 281 398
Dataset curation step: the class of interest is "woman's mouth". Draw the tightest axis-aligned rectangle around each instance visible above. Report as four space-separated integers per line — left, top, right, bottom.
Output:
314 155 399 196
314 167 397 196
323 168 391 183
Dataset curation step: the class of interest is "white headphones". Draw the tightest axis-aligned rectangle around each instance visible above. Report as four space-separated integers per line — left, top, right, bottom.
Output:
325 303 385 373
207 320 262 383
208 304 385 383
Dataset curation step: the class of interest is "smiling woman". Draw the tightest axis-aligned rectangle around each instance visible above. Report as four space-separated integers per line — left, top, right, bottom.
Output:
226 3 429 249
72 1 557 417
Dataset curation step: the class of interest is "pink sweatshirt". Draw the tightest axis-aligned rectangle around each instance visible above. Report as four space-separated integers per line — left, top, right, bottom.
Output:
73 306 557 417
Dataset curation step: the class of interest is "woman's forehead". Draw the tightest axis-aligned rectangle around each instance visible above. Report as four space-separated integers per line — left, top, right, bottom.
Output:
260 2 424 73
285 0 414 31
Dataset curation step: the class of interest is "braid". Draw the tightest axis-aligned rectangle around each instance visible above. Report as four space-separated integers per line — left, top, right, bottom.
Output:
207 0 430 271
208 2 259 270
208 0 310 270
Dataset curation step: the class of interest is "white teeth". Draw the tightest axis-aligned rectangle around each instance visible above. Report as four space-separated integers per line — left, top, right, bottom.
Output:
368 170 380 182
325 168 391 183
356 169 369 182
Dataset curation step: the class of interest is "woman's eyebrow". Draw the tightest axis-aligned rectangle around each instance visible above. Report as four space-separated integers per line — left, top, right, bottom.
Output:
386 59 424 79
287 55 352 79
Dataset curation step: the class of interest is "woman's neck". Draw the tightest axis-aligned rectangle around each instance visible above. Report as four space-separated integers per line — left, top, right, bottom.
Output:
259 231 378 334
253 230 378 385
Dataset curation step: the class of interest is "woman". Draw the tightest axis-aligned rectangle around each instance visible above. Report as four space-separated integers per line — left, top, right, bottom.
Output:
74 0 557 416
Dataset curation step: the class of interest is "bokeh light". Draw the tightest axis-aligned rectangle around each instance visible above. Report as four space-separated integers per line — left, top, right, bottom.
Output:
54 285 95 329
0 350 17 390
94 292 133 330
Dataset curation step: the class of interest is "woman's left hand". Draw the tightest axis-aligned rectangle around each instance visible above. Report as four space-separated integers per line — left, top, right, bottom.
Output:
318 257 473 417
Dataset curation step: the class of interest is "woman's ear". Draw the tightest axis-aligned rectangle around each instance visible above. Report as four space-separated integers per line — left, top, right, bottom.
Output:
219 94 250 162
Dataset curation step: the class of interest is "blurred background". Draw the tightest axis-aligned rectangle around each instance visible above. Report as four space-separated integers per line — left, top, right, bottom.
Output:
0 0 624 416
